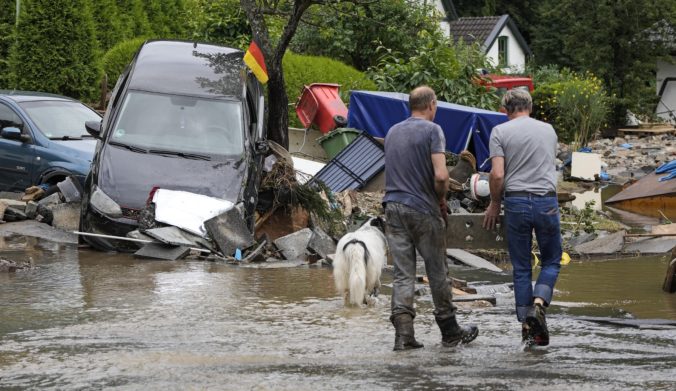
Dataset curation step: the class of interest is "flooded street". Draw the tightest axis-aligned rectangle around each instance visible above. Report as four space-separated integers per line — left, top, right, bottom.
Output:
1 236 675 390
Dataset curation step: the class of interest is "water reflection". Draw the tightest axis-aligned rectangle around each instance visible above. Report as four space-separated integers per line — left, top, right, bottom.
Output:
1 241 675 390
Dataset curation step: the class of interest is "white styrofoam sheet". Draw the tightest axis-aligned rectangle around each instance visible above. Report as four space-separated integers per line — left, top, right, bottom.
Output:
292 156 326 184
152 189 233 237
571 152 602 181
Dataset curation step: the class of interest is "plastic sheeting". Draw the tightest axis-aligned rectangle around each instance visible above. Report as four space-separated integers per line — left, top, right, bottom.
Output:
347 91 508 171
153 189 234 237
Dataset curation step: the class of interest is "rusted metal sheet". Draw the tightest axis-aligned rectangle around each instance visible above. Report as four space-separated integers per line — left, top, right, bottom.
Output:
606 172 676 203
445 214 507 249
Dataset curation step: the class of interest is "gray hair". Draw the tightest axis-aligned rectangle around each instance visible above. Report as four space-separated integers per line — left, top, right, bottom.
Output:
409 86 436 111
501 89 532 115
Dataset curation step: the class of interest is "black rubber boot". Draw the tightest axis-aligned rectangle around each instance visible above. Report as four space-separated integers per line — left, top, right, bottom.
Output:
436 316 479 347
392 314 424 351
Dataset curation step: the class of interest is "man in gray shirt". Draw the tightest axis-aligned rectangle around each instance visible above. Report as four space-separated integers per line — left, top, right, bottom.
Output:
384 86 478 351
483 89 562 347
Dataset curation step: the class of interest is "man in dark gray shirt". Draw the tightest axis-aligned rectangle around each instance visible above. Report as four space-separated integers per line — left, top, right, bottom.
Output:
483 89 561 347
384 86 478 351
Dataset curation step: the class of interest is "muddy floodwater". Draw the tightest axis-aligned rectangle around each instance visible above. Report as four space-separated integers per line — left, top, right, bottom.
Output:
1 236 675 390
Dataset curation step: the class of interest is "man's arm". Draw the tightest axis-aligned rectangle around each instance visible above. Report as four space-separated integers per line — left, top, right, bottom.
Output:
431 153 449 201
482 156 505 230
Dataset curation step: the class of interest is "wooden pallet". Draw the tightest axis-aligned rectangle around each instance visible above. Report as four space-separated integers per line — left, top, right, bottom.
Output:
617 126 676 137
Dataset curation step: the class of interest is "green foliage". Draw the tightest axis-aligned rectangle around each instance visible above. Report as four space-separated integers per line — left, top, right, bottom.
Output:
116 0 151 38
185 0 250 49
9 0 100 101
0 0 15 88
368 32 500 110
283 52 376 128
92 0 124 52
102 37 147 85
570 200 597 236
532 70 609 147
291 0 441 71
532 0 676 121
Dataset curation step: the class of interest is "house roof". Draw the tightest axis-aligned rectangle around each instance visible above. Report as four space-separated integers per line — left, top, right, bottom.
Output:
448 14 532 56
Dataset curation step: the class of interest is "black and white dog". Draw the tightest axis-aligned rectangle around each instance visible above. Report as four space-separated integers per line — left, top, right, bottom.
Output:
333 217 387 306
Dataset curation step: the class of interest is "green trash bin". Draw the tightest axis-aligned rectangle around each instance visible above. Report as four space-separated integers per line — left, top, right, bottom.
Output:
317 128 362 160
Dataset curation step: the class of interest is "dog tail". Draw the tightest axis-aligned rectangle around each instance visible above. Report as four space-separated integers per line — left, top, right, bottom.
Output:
344 240 368 306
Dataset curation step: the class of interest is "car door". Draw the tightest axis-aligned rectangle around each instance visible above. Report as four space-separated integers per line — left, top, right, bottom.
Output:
0 101 36 191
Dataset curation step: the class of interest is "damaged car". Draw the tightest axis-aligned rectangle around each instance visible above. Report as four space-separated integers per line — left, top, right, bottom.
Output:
81 40 266 251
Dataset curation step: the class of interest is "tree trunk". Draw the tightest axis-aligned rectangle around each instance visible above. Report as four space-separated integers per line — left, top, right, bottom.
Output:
266 59 289 149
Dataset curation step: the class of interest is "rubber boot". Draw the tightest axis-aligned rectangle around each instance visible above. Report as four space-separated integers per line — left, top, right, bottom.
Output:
391 314 424 351
436 316 479 347
448 150 477 192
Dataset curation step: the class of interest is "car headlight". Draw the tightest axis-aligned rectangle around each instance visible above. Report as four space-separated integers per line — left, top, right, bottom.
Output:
90 186 123 218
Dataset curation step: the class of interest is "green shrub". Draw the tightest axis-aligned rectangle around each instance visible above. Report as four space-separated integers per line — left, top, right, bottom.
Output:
92 0 125 52
0 0 15 88
532 72 609 147
185 0 250 49
283 52 377 128
9 0 100 101
102 37 147 86
367 32 500 110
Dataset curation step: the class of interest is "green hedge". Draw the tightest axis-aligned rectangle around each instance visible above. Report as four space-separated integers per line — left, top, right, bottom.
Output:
532 72 609 147
102 37 147 86
9 0 100 101
283 52 377 128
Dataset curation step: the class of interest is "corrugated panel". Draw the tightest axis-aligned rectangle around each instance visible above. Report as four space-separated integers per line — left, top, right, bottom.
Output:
311 133 384 193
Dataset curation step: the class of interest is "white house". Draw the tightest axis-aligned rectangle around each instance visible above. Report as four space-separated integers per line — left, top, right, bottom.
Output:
439 11 532 73
652 20 676 124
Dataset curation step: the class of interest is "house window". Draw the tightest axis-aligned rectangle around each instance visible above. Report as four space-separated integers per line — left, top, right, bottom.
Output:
498 36 508 68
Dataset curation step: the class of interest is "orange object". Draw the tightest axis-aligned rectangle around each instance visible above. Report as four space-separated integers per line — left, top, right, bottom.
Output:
243 41 268 84
295 83 348 133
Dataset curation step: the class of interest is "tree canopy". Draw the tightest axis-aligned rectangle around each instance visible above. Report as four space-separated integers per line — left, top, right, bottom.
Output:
291 0 441 71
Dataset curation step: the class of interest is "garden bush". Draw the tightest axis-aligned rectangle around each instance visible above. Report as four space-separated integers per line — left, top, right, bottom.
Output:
532 72 609 147
102 37 147 86
367 31 500 111
9 0 100 101
283 52 377 128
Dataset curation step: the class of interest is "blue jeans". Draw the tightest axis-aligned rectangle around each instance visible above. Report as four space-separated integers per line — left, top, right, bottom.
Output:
504 195 562 322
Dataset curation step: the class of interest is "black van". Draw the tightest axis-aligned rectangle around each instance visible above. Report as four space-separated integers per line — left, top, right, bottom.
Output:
81 40 266 251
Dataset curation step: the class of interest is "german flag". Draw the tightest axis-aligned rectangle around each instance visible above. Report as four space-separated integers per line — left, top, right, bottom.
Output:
243 41 269 84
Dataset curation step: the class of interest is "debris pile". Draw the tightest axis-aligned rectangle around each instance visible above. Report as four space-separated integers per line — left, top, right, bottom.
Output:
0 177 82 231
0 258 33 272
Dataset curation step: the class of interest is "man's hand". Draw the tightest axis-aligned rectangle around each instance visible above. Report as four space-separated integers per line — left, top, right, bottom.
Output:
483 201 501 230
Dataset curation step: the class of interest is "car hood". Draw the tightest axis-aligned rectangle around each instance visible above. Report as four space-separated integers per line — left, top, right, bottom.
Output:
50 139 97 161
99 145 247 210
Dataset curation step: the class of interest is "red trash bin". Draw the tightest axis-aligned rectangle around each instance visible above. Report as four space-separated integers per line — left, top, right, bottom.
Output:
295 83 348 134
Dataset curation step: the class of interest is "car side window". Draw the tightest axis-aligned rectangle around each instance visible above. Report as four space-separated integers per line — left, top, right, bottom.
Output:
0 103 24 132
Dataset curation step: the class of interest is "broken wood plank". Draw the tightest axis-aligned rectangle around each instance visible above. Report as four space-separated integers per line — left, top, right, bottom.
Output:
446 249 502 272
651 224 676 235
451 294 496 306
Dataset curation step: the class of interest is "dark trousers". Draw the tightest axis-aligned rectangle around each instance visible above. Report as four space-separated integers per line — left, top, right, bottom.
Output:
385 202 456 322
504 195 562 322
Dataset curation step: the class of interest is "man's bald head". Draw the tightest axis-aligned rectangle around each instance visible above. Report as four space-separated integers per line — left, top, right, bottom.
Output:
409 86 437 112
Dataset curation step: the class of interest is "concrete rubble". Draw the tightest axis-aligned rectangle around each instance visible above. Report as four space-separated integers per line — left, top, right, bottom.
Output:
0 258 33 272
273 228 313 261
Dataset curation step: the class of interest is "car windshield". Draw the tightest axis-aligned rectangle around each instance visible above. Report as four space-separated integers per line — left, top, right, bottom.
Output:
110 91 244 156
19 100 101 139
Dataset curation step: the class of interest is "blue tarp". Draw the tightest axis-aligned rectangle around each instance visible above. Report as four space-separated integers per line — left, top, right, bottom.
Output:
347 91 508 171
